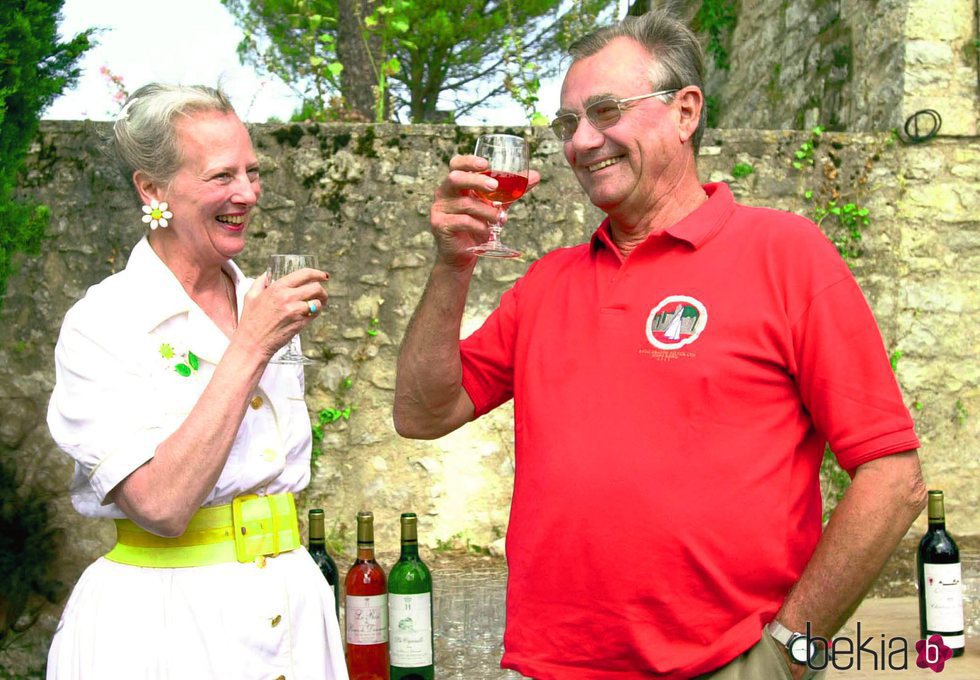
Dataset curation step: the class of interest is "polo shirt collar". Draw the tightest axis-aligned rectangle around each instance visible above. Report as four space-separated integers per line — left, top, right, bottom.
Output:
590 182 735 256
124 237 247 364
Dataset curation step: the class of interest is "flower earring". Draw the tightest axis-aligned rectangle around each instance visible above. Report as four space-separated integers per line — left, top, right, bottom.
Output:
141 199 173 229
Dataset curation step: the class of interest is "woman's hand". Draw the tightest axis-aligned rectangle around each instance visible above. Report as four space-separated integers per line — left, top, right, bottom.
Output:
430 155 540 271
234 268 329 361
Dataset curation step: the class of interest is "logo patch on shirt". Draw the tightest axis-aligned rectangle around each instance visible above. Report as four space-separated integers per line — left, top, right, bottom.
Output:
645 296 708 350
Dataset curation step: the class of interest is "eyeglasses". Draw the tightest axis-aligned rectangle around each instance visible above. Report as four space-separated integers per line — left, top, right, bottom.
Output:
550 89 679 141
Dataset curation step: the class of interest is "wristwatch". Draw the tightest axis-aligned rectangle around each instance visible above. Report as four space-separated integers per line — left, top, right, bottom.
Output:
766 620 828 667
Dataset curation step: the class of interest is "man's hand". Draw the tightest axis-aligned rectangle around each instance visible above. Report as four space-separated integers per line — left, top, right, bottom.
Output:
430 154 540 270
774 451 926 677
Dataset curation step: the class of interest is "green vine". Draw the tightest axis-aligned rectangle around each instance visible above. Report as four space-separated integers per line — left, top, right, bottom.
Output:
731 162 754 179
311 377 355 470
693 0 738 71
820 446 851 524
954 400 968 426
889 350 902 372
791 125 878 261
814 201 869 260
792 125 823 169
790 126 901 519
308 316 384 474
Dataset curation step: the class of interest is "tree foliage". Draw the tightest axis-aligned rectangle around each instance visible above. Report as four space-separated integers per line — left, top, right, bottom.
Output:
0 0 91 309
222 0 612 123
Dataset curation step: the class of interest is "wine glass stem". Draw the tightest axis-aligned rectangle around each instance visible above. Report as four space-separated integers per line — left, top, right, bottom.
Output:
487 209 507 247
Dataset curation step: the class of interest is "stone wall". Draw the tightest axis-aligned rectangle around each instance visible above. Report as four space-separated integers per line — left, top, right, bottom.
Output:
708 0 978 135
1 121 977 664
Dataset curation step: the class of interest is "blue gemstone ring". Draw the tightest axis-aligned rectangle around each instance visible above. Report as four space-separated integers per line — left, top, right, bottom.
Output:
307 301 318 316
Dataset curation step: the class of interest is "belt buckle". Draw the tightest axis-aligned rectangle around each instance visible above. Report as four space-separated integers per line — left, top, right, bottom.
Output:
231 493 260 563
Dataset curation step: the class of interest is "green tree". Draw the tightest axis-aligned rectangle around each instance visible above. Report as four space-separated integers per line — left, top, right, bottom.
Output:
223 0 612 123
0 0 91 309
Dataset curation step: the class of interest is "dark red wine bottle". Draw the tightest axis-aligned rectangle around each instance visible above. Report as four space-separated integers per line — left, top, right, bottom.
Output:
917 490 964 657
345 511 390 680
308 508 339 621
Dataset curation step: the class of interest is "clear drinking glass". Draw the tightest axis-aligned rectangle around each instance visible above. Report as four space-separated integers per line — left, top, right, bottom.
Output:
963 551 980 636
467 134 529 259
268 253 319 365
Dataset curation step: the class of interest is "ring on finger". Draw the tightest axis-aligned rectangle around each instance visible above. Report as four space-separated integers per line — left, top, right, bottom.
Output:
306 300 318 316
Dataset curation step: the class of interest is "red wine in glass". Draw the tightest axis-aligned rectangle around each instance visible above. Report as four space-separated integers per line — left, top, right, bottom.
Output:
468 134 528 259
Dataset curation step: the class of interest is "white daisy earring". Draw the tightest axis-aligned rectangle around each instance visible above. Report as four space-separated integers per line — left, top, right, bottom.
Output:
141 199 173 229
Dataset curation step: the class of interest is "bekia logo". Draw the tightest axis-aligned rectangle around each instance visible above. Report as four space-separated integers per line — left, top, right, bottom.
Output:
799 622 957 674
915 634 953 673
645 295 708 350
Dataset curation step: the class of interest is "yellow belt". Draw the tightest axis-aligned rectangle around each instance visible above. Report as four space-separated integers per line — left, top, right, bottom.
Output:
104 492 300 568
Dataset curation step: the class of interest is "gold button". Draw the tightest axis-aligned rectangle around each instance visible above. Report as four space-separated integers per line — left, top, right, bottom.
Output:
274 676 285 680
250 395 264 409
271 614 282 627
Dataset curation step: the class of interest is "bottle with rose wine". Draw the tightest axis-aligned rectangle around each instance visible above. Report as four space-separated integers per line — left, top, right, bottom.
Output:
345 511 390 680
917 490 965 657
388 513 434 680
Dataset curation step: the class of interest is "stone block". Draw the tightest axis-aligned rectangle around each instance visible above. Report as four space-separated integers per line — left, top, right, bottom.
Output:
903 183 970 220
906 0 974 40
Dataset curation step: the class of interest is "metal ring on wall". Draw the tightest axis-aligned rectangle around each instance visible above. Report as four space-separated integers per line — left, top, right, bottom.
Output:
903 109 942 143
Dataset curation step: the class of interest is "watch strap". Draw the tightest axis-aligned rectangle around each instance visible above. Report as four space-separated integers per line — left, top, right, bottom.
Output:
766 620 796 648
766 620 830 667
766 620 811 665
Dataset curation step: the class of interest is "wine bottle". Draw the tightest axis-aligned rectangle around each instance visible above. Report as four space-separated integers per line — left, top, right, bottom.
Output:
308 508 340 621
917 490 964 656
345 511 390 680
388 513 434 680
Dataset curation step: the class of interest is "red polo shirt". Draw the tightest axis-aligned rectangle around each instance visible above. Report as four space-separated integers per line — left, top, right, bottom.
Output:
459 183 919 679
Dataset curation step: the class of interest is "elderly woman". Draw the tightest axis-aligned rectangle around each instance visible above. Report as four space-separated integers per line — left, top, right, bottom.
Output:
46 83 346 679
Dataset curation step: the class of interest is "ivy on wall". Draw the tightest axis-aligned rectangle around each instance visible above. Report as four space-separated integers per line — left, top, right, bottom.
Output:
692 0 738 71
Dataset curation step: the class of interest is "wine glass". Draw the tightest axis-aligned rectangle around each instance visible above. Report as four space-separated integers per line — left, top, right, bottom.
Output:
268 253 319 365
468 134 529 259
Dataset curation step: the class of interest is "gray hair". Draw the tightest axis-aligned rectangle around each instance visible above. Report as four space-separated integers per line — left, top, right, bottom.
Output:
110 83 236 189
568 10 707 152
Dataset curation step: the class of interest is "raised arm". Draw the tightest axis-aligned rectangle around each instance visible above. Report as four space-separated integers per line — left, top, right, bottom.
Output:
393 155 538 439
107 269 328 536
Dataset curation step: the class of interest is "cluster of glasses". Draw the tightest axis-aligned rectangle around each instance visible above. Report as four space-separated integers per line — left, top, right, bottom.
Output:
433 565 521 678
963 552 980 637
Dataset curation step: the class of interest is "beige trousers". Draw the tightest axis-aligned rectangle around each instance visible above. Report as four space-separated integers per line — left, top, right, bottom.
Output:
696 629 825 680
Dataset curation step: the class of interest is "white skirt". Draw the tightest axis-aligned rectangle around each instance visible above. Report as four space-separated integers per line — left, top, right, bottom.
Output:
47 548 348 680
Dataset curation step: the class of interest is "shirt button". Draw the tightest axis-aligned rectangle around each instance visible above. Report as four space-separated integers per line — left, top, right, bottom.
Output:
250 395 264 409
263 449 277 462
274 676 286 680
271 614 282 627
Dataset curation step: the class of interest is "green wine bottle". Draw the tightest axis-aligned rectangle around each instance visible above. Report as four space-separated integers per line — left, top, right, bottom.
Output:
308 508 340 621
387 512 434 680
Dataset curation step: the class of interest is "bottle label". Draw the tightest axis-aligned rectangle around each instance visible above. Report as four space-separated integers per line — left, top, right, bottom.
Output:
346 594 389 645
388 593 433 666
923 562 964 634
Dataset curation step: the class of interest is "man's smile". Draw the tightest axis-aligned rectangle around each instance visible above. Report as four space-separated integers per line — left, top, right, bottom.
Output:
587 156 624 172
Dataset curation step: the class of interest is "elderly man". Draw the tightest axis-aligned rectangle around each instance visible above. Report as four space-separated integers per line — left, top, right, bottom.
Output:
394 10 925 680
